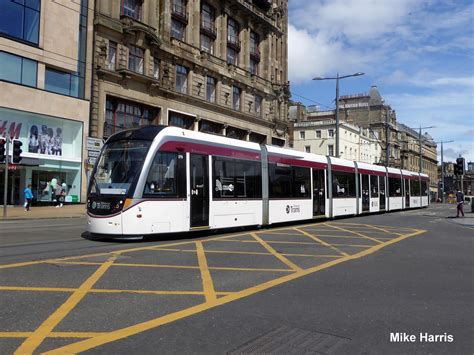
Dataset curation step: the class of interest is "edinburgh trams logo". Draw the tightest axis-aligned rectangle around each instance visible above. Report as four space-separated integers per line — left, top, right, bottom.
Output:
286 205 301 214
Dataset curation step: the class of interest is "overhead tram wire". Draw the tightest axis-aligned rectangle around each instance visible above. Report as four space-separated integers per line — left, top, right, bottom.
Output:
290 93 333 110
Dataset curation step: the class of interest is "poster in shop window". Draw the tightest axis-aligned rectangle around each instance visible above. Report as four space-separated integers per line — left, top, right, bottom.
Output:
28 124 63 156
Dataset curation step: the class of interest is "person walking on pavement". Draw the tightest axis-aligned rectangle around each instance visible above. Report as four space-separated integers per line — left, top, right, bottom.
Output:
54 182 64 208
24 184 33 212
456 189 465 217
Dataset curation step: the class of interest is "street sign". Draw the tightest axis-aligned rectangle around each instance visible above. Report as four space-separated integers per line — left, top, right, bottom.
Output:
86 137 103 151
88 150 100 158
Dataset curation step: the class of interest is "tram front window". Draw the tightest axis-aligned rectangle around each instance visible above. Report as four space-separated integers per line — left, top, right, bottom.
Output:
90 140 151 196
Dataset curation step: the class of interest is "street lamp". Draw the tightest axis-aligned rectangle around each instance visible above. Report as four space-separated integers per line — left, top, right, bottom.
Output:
435 140 454 203
313 72 364 158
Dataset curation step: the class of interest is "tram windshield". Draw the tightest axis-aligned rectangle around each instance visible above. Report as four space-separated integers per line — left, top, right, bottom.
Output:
89 140 151 196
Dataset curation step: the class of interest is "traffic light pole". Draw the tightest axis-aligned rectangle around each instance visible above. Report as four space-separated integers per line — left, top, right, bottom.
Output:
3 137 9 218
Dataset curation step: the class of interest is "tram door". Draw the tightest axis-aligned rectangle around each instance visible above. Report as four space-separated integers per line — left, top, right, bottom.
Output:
190 154 209 228
379 176 386 210
361 174 370 212
312 168 325 216
404 179 410 208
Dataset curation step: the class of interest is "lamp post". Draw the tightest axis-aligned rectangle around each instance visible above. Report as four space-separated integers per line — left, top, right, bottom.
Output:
313 72 364 158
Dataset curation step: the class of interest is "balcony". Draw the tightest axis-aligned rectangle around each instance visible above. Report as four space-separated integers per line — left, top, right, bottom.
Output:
171 3 188 24
252 0 272 10
200 19 217 39
227 34 241 51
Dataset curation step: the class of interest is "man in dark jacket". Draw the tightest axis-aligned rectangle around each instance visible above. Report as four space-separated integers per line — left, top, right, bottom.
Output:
456 190 465 217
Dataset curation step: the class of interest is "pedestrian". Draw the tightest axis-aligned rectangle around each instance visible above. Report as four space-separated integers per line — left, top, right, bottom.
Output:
24 184 33 212
50 177 58 206
456 189 465 218
54 182 63 208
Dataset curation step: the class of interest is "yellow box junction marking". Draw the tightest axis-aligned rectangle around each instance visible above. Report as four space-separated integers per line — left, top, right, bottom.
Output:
0 222 425 354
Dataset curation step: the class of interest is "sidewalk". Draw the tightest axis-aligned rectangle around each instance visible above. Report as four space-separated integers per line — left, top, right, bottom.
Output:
0 204 86 220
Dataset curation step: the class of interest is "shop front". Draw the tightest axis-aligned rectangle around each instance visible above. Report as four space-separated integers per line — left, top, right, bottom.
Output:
0 107 83 206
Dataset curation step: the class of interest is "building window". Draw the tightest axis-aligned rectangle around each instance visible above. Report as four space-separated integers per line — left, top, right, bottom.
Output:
271 137 285 147
328 144 334 156
250 59 258 75
316 130 321 138
305 146 311 153
328 129 334 137
45 67 83 98
107 41 116 71
227 18 240 47
175 64 188 94
227 47 238 66
128 45 144 74
121 0 142 20
206 76 216 102
0 0 40 44
300 131 305 140
171 19 186 41
0 52 37 87
199 119 222 134
105 97 158 137
232 86 241 110
200 34 214 54
169 111 194 129
152 58 159 79
226 126 246 140
249 132 266 144
254 95 262 116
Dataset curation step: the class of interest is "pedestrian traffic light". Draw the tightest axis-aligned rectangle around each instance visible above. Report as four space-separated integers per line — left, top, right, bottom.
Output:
0 138 6 163
454 157 464 176
12 139 23 164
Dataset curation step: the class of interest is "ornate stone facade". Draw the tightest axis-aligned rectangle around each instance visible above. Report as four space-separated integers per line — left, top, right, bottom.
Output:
90 0 289 145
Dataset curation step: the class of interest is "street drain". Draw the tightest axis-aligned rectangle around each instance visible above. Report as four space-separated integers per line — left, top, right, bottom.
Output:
228 325 350 354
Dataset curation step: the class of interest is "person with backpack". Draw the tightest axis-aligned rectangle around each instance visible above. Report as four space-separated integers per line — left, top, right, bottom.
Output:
456 189 465 218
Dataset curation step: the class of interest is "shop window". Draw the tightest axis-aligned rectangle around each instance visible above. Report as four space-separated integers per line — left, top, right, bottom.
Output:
0 51 37 87
128 45 144 74
104 97 158 137
121 0 142 20
0 0 40 44
45 67 83 98
232 86 241 111
107 41 116 71
175 64 188 94
213 156 262 199
269 164 310 199
143 152 186 198
206 76 216 102
332 171 356 198
168 111 194 129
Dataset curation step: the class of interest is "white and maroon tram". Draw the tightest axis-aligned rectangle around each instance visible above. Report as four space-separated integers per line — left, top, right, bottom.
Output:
86 126 429 238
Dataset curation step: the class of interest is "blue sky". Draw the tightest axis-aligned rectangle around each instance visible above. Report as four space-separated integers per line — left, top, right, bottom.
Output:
287 0 474 164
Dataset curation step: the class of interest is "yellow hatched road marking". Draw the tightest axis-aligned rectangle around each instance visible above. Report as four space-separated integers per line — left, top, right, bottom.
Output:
295 228 349 257
363 224 404 236
0 332 106 338
43 229 426 355
14 254 118 355
196 242 217 303
324 223 383 244
250 233 302 271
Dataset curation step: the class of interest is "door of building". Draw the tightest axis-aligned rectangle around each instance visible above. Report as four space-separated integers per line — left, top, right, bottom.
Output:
190 154 209 228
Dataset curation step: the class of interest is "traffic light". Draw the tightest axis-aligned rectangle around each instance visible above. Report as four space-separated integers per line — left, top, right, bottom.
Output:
0 138 6 163
454 157 465 176
12 140 23 164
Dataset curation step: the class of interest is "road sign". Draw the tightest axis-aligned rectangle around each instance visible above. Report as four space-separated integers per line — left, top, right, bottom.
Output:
88 150 100 158
86 137 103 151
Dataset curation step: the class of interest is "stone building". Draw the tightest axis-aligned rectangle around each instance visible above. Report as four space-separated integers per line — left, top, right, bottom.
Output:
90 0 290 150
0 0 93 205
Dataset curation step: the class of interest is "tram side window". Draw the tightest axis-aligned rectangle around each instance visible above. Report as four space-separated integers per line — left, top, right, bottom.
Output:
213 157 261 198
269 164 310 199
421 181 428 196
332 171 356 198
143 152 186 197
388 177 402 197
410 180 420 196
370 175 379 197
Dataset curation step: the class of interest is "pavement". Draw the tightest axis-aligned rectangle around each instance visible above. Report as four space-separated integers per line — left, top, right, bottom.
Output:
0 204 86 220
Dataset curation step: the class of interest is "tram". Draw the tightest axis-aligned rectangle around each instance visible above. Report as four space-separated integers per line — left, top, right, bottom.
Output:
86 126 429 238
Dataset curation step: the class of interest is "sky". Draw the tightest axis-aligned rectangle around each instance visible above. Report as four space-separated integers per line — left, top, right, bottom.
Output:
287 0 474 164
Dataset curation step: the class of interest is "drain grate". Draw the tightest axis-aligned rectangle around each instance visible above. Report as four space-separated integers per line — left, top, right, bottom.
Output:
228 325 350 354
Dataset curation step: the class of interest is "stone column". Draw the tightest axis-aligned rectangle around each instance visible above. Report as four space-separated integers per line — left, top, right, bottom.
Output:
220 11 228 62
242 24 250 72
191 0 200 47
